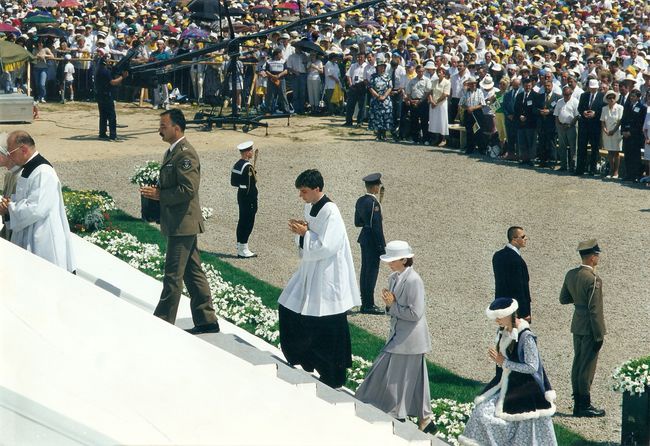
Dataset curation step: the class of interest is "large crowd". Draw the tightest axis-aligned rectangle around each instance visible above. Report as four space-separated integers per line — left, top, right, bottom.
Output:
1 0 650 178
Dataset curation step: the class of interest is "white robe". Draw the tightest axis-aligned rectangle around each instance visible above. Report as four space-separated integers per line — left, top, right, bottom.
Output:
8 161 76 272
279 201 360 316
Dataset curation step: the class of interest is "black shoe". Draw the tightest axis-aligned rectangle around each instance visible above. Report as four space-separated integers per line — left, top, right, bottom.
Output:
98 134 110 140
360 305 385 315
342 122 353 127
574 404 606 418
184 322 220 334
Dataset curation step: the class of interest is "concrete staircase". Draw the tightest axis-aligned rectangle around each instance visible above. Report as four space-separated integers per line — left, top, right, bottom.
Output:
0 235 447 445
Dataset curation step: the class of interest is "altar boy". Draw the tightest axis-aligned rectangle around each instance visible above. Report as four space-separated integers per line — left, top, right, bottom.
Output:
278 169 360 388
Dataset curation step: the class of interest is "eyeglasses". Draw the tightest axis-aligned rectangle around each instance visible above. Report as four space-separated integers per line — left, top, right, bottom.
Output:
515 235 528 240
5 144 23 155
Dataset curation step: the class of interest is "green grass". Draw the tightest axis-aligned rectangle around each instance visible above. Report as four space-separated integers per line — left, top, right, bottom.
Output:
105 208 603 446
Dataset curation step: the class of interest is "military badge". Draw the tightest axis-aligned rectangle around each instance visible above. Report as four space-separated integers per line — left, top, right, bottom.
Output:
374 206 380 211
181 158 192 170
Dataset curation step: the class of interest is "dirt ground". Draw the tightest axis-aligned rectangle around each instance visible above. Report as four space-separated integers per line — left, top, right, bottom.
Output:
3 101 649 444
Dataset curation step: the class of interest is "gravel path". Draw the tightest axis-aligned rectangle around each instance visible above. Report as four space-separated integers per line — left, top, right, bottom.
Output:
8 102 649 444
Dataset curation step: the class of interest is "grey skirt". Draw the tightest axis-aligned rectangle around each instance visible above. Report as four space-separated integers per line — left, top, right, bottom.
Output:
355 351 431 419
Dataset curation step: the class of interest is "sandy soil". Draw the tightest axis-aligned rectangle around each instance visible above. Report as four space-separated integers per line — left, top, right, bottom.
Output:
3 101 649 444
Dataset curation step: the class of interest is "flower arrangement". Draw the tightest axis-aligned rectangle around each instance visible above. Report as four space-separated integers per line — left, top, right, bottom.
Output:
345 355 373 391
130 161 161 186
202 206 214 221
83 229 279 344
612 356 650 395
427 398 474 445
63 189 116 233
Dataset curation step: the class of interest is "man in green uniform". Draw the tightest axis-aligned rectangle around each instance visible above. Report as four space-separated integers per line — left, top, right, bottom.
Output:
559 239 606 417
140 109 220 334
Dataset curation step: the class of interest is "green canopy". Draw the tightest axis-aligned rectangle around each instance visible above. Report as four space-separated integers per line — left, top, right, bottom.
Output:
0 40 34 68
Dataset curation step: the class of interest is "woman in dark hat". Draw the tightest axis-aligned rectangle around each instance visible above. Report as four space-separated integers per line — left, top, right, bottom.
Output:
459 297 557 446
355 241 435 433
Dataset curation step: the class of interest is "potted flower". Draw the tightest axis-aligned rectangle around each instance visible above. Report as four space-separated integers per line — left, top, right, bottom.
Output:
130 161 161 223
612 355 650 445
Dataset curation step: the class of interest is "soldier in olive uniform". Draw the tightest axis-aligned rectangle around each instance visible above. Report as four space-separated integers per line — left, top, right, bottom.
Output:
140 109 220 334
559 239 606 417
354 173 386 314
231 141 257 258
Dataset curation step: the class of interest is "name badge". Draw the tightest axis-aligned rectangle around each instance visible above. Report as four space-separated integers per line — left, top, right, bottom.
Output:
634 107 640 113
354 75 359 82
527 100 533 106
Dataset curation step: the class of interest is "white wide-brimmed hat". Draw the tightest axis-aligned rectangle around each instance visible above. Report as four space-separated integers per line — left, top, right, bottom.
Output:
480 75 494 89
380 240 414 262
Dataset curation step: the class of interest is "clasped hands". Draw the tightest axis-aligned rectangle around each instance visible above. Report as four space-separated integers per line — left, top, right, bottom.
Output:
0 197 10 215
381 288 395 307
140 186 160 201
288 218 308 236
488 347 505 366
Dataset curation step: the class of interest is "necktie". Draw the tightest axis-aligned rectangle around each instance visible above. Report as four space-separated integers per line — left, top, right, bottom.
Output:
589 94 594 107
391 67 396 89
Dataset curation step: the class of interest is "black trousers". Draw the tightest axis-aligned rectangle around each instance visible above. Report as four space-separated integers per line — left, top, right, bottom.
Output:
345 84 366 124
448 97 460 123
537 127 557 162
359 243 380 309
155 235 218 325
97 96 116 138
408 100 429 143
464 110 486 153
236 198 257 243
576 125 600 174
622 134 643 180
391 94 403 135
279 304 352 388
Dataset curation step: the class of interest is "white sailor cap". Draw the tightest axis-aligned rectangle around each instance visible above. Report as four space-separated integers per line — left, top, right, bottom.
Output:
237 141 254 151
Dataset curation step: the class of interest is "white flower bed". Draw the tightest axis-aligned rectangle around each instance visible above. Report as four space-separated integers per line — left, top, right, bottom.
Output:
612 356 650 395
346 355 373 391
85 230 279 344
428 398 474 445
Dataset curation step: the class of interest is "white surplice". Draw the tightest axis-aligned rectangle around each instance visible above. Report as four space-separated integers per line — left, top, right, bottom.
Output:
8 159 76 272
279 201 360 316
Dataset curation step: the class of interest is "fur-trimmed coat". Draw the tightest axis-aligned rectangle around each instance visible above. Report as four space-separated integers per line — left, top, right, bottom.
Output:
475 321 556 421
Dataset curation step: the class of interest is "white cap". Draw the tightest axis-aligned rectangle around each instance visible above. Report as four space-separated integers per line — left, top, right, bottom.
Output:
237 141 254 151
588 78 599 89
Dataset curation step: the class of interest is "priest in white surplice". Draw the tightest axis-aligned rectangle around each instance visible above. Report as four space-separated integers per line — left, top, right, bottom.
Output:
279 169 361 388
0 131 75 272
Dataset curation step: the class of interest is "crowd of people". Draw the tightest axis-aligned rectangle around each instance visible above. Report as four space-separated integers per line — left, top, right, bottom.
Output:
1 0 650 177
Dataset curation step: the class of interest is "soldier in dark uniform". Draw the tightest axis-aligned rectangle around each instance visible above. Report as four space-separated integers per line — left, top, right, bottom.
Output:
354 173 386 314
620 89 647 182
94 48 128 141
140 109 220 334
559 239 606 418
231 140 258 258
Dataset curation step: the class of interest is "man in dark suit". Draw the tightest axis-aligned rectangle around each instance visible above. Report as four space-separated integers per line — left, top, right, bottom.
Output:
620 89 647 182
576 79 604 175
501 78 520 159
492 226 531 321
514 78 539 165
140 109 220 334
535 79 562 167
354 173 386 314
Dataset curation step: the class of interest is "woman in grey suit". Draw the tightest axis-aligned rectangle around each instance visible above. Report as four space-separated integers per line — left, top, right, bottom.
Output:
355 240 435 432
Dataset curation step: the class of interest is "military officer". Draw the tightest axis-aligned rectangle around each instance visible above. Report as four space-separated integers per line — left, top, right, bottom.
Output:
354 172 386 314
559 239 606 418
140 109 220 334
231 140 258 258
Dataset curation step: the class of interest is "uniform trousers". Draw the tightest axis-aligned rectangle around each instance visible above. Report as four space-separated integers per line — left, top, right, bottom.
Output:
571 333 601 397
622 134 643 180
97 96 116 138
576 125 601 174
359 244 380 309
557 124 577 170
236 198 257 244
155 234 218 325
